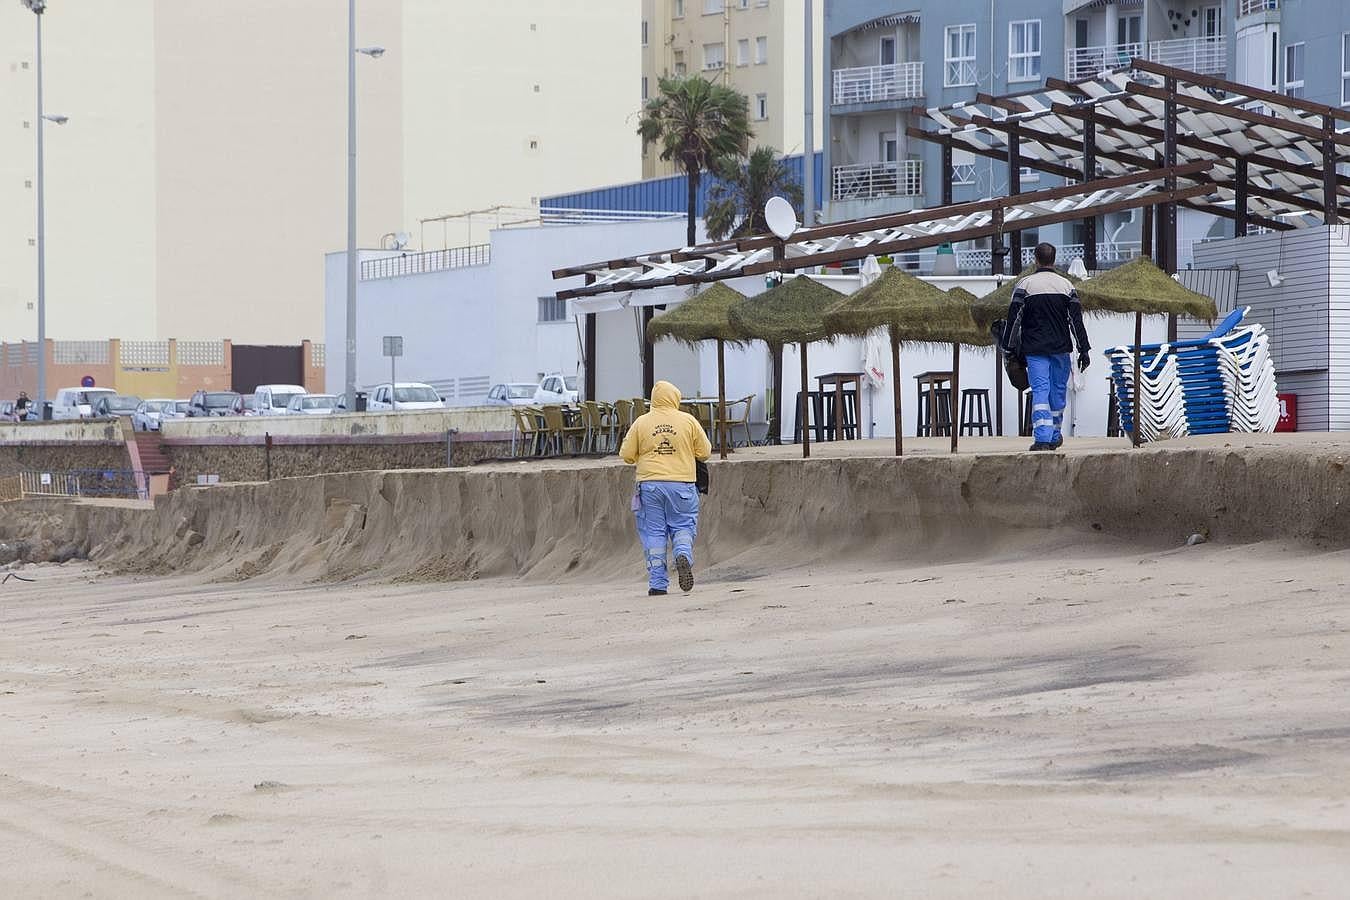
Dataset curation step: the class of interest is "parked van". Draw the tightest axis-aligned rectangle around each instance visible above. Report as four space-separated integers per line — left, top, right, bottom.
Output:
366 382 444 412
253 384 308 416
53 387 117 420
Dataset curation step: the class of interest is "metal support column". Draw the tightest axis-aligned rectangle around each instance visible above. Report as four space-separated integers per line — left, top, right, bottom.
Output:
1083 106 1098 272
940 142 953 207
1235 156 1249 237
1162 77 1179 277
641 306 655 399
1008 123 1022 272
1324 114 1340 226
583 274 596 401
991 207 1005 277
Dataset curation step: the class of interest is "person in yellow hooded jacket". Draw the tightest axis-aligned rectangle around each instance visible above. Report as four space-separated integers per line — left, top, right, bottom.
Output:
619 381 711 595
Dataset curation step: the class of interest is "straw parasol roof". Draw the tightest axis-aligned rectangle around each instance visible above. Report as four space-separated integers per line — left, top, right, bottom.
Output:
1076 257 1217 319
823 267 975 342
941 286 996 347
728 275 842 345
646 283 748 346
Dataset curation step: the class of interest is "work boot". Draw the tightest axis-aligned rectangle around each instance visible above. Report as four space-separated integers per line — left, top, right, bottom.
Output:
1051 435 1064 450
648 588 667 596
675 554 694 593
1029 442 1054 451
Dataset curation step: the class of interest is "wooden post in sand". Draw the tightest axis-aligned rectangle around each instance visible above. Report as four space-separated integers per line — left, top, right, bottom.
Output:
716 338 728 461
799 341 810 459
890 325 902 457
1131 311 1143 448
950 342 961 454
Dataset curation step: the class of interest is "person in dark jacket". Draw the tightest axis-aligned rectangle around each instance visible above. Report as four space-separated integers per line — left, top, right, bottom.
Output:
1003 243 1091 451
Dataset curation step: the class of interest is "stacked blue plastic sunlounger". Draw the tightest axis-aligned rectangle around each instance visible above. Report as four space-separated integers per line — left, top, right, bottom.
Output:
1105 306 1279 442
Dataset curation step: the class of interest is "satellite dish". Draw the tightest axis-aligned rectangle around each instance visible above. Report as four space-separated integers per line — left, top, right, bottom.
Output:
764 196 798 241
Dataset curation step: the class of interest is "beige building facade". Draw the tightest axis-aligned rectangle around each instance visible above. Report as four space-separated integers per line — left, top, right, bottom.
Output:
0 1 639 345
641 0 823 178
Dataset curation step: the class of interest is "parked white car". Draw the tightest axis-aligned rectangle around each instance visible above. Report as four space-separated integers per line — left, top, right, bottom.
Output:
367 382 444 412
485 383 540 406
132 398 177 431
253 384 307 416
52 387 117 420
286 393 338 415
533 374 578 405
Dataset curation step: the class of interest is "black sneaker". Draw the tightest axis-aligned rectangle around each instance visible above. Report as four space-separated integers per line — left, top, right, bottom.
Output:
648 588 667 596
675 554 694 593
1029 442 1054 451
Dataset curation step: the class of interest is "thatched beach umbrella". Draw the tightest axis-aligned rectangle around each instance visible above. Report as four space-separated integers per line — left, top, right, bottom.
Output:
822 267 978 456
728 275 842 459
647 282 747 460
1074 257 1217 448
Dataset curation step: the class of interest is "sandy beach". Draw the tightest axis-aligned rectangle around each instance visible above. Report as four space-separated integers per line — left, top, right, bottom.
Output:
3 528 1348 897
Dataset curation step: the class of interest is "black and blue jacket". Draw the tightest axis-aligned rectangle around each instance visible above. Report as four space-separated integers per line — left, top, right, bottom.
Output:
1002 267 1091 358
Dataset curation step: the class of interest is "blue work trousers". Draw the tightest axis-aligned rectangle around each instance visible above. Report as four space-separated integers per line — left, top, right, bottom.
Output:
634 481 699 591
1026 353 1071 445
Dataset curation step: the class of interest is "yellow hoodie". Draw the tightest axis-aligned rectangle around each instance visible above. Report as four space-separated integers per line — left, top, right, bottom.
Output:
620 381 711 483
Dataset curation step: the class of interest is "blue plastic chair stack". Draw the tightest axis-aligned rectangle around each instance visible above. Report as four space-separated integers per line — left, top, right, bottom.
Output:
1105 306 1278 441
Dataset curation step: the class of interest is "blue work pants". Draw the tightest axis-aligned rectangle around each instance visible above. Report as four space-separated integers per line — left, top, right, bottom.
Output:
634 481 699 591
1026 353 1071 445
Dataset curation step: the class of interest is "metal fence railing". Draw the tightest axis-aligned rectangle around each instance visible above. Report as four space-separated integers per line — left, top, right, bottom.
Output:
831 160 923 201
832 61 924 105
360 245 490 280
5 469 150 502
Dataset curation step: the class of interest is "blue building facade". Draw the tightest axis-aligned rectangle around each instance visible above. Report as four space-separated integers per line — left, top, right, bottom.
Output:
542 152 824 219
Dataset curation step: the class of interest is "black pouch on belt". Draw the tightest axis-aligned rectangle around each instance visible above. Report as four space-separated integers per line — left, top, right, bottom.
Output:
695 460 709 495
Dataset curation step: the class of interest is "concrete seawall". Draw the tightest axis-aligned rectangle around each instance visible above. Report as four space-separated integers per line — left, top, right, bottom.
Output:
3 441 1348 582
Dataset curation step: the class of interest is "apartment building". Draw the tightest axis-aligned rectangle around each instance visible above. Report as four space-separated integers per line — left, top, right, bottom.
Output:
641 0 824 178
0 1 639 345
823 1 1350 259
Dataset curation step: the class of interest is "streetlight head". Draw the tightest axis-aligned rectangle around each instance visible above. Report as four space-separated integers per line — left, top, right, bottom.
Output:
21 0 47 14
356 46 385 58
42 113 68 125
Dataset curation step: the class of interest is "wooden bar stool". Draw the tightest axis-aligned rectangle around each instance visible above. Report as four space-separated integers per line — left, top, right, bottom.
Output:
792 390 826 444
959 388 992 436
823 389 859 440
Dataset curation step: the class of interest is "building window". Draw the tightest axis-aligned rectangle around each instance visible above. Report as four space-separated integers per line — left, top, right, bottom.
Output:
1284 42 1305 98
944 24 977 87
1202 5 1222 39
1019 165 1040 185
737 38 750 66
738 0 749 8
755 93 768 120
538 296 568 323
1008 20 1041 83
755 35 768 64
674 49 686 76
641 19 648 46
703 42 725 70
642 76 648 101
756 0 768 6
952 148 976 185
1342 33 1350 106
704 0 724 13
1116 14 1141 47
674 0 684 18
880 36 896 66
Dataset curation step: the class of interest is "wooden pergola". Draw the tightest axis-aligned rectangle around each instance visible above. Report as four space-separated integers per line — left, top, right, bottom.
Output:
554 59 1348 405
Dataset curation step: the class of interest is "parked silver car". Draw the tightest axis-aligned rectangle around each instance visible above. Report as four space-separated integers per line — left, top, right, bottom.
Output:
132 398 177 431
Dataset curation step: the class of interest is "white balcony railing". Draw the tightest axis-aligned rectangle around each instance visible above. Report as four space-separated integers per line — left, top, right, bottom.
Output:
1238 0 1278 16
1065 43 1142 80
885 241 1142 274
832 61 924 105
1148 36 1226 76
832 160 923 201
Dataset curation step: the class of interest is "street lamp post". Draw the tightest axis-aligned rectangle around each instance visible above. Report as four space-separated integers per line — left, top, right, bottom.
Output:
23 0 67 411
345 0 384 408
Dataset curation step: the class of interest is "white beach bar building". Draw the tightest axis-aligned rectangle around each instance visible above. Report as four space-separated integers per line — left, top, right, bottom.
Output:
327 214 1209 439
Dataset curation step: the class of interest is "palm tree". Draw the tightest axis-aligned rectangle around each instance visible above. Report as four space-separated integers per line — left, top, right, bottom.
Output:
705 146 804 241
638 76 753 247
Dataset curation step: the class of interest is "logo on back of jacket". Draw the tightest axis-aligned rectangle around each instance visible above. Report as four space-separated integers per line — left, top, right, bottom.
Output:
652 423 676 455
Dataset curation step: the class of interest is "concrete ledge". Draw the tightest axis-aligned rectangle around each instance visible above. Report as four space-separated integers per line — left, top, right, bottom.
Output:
161 429 513 447
161 407 513 442
0 420 124 446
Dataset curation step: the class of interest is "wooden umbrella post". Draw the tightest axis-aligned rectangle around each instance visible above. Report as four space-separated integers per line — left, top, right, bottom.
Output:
1132 311 1143 448
890 326 902 457
770 342 783 446
716 338 728 461
800 341 810 459
950 342 960 453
